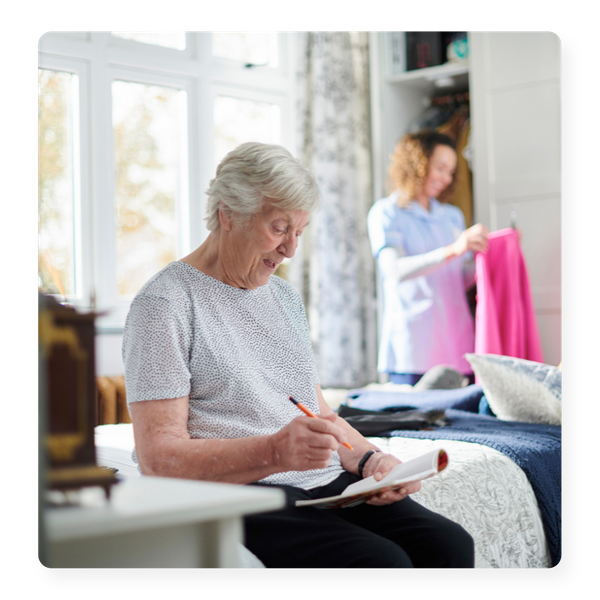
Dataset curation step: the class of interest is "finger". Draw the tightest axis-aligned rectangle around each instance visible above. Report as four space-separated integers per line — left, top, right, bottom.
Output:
303 428 343 452
300 448 335 467
368 454 402 481
378 481 419 498
403 480 422 494
375 489 404 501
366 489 407 505
307 418 349 448
287 419 339 453
283 439 333 471
373 464 393 481
470 240 488 252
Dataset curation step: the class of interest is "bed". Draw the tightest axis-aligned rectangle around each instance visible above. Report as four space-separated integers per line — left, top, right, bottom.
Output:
94 357 561 569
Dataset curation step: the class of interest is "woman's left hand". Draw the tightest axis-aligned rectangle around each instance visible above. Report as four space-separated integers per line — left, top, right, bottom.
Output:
361 452 421 506
316 388 420 506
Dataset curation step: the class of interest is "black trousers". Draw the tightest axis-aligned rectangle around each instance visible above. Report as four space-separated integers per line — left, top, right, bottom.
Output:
244 471 474 568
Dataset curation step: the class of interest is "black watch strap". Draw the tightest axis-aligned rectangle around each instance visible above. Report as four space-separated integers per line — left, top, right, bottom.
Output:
358 450 381 479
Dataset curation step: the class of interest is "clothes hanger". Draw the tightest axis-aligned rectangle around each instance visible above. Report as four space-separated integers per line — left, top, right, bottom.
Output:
509 206 524 243
510 205 517 229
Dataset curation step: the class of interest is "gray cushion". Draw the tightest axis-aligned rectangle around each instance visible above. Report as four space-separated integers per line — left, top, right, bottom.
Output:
465 354 561 425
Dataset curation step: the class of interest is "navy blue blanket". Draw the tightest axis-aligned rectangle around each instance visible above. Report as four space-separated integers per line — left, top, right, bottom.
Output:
389 409 562 567
384 409 561 566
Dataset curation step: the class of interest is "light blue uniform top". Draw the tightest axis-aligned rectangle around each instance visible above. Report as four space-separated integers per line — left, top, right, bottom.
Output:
368 192 475 375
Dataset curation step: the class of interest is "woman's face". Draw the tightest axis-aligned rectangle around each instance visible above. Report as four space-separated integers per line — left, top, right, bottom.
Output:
422 144 457 199
221 203 310 290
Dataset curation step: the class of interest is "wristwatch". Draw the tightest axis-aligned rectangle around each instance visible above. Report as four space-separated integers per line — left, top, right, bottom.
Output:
358 449 381 479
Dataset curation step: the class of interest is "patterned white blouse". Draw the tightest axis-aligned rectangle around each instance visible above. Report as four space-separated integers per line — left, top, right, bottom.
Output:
122 261 345 489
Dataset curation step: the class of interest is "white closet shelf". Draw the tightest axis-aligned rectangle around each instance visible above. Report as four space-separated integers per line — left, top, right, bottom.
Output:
387 62 469 91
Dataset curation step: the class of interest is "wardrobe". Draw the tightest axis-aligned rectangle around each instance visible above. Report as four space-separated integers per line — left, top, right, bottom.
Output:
369 32 561 367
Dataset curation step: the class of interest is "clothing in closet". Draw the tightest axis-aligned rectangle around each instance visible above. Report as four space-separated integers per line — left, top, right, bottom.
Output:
368 193 475 376
474 228 543 361
438 108 473 227
409 97 474 227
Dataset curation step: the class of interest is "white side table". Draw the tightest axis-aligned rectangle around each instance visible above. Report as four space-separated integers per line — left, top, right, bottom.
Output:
44 476 285 568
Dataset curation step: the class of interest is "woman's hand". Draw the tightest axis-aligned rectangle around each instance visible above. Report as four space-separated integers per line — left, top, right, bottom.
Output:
269 413 349 473
448 223 489 258
313 387 419 505
361 452 421 506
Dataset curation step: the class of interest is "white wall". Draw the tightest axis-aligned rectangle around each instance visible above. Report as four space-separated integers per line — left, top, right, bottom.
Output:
96 333 125 376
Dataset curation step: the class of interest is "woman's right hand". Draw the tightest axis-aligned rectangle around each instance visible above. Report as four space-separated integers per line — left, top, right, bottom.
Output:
269 413 348 472
449 223 489 258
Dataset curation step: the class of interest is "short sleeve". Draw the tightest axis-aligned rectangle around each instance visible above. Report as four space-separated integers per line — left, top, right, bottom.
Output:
368 201 404 258
122 294 192 404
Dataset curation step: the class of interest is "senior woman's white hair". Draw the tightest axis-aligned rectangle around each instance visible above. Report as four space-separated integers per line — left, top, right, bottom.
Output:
205 142 321 231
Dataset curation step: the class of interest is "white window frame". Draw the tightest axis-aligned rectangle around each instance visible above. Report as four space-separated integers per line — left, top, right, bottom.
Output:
38 31 298 332
210 82 290 169
38 54 92 309
99 67 196 326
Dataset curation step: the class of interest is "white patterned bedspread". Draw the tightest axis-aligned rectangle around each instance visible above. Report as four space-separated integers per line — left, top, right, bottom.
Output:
370 436 552 568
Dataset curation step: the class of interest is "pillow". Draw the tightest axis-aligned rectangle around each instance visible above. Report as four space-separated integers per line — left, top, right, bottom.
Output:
464 354 561 425
413 365 469 391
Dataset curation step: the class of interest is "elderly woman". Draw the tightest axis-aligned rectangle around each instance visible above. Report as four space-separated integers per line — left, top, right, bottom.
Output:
123 142 474 568
368 130 489 386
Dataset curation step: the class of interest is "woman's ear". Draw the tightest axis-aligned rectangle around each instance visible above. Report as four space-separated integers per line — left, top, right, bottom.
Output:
218 204 233 231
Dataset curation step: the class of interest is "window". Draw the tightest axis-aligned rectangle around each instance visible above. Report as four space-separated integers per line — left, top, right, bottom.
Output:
212 32 278 67
213 93 281 165
38 32 296 329
38 68 80 298
111 32 187 51
112 80 188 297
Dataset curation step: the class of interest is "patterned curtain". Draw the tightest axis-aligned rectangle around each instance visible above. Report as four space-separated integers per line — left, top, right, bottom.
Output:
289 32 377 388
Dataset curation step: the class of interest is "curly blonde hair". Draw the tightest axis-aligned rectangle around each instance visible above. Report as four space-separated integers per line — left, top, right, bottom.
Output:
388 131 457 206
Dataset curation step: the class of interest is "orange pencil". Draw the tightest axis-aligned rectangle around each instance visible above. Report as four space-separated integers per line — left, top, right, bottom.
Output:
288 395 353 450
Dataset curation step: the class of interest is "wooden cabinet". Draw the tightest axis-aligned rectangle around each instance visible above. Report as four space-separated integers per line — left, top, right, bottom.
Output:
39 293 118 498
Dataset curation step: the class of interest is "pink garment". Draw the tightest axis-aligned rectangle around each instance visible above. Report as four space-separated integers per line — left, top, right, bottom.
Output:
474 228 543 361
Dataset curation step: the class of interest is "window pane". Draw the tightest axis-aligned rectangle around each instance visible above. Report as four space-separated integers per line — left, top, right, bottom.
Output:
113 81 188 296
214 95 281 165
38 69 79 297
111 32 186 51
212 32 278 67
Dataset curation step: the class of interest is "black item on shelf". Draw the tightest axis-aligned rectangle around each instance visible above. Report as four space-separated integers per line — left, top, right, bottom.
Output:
406 32 444 71
441 32 467 56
